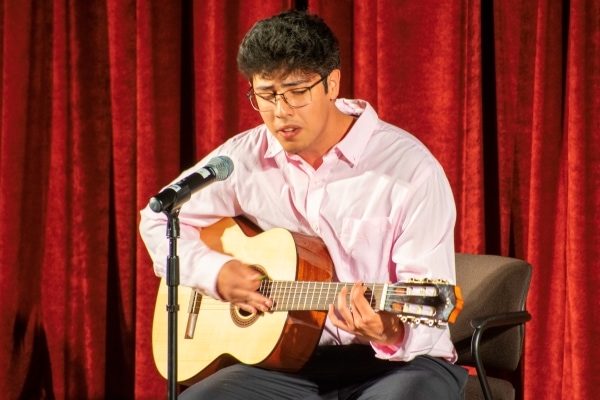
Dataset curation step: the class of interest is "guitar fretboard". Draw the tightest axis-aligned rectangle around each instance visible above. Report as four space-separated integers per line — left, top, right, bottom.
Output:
258 280 445 315
259 281 385 311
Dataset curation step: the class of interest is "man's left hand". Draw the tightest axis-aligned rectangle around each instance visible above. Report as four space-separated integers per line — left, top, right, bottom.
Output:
328 281 404 345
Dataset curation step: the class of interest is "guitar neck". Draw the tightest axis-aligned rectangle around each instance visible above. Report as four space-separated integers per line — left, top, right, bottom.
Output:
258 279 459 327
260 281 386 311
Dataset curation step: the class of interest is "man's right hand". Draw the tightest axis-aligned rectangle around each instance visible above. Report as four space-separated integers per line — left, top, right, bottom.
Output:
216 260 272 314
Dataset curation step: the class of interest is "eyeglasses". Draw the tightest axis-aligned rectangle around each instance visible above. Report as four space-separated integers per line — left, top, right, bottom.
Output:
246 76 327 112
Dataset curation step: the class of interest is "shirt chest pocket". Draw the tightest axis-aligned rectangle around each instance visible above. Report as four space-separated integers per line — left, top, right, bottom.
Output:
340 217 392 263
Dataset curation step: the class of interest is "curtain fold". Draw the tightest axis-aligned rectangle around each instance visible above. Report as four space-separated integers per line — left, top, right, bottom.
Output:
45 1 114 398
562 0 600 398
510 2 569 399
0 1 48 398
105 2 138 397
0 1 598 399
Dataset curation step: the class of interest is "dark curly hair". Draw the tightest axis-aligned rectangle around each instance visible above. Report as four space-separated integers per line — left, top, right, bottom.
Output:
237 10 340 91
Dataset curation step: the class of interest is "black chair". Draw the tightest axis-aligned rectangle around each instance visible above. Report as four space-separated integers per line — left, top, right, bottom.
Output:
450 253 532 400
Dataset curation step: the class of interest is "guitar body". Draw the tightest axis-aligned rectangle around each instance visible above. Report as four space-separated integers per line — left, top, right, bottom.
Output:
152 217 334 385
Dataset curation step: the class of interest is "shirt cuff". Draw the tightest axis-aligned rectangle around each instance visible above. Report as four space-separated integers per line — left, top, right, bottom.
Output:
186 250 235 301
370 322 434 362
371 329 409 361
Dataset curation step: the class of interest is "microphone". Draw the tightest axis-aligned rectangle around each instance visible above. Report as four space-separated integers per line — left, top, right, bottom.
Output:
148 156 234 213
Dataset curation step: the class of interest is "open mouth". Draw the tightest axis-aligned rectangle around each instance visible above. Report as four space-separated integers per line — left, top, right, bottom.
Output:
278 126 300 139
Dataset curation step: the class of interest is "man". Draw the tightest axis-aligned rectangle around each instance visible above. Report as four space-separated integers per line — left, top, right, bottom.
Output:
140 9 467 400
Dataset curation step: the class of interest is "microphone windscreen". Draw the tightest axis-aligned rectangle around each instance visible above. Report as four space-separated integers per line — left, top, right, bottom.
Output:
207 156 234 181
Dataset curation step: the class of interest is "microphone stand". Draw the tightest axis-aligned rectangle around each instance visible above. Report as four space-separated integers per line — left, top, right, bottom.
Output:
149 156 233 399
164 207 181 400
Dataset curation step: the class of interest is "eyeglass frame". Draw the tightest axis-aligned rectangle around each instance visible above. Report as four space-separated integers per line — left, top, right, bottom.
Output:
246 75 327 112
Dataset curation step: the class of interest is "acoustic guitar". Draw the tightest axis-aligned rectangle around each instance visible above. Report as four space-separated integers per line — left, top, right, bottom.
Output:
152 217 463 385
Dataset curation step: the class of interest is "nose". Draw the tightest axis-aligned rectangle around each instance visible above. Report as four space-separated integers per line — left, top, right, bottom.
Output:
273 95 293 117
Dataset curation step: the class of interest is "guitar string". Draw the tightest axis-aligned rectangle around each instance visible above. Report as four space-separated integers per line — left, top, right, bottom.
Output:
185 282 447 313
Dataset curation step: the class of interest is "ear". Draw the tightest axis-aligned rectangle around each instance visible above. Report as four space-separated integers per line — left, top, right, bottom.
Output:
328 69 341 100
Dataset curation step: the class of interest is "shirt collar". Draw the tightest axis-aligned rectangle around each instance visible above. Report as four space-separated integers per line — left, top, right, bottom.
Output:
263 99 379 165
264 135 282 159
332 99 377 167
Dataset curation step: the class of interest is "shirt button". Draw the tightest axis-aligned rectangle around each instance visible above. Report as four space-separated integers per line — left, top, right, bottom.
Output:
312 224 319 232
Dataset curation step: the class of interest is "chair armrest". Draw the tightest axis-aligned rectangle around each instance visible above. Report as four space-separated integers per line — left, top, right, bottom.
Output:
470 310 532 400
470 310 532 330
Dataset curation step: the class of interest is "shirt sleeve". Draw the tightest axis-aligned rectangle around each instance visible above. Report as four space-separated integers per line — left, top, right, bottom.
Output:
370 160 458 362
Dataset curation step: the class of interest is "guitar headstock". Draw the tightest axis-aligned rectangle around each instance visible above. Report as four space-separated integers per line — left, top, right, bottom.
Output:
383 278 463 327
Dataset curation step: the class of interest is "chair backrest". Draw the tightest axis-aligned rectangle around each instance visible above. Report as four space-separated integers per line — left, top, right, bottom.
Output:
449 253 532 371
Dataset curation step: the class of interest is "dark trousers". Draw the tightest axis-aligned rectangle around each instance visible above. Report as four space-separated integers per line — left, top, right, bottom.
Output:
179 344 468 400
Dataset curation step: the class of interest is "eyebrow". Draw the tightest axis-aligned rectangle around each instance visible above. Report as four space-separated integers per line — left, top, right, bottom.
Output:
254 77 312 91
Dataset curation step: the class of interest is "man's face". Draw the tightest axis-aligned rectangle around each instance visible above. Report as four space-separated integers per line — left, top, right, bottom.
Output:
251 70 340 165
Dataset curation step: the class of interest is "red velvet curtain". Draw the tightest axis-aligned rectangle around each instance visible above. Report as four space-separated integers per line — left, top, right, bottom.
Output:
0 1 598 399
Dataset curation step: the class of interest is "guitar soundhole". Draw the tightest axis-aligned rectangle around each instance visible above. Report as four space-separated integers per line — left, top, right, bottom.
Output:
229 264 267 328
230 305 259 327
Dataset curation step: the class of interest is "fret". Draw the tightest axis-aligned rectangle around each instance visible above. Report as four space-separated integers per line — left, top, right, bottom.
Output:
378 283 388 311
301 282 306 310
272 280 280 311
297 282 302 309
318 281 323 309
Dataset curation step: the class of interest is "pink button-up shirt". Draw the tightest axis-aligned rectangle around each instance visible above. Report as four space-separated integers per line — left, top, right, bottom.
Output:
140 99 458 362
